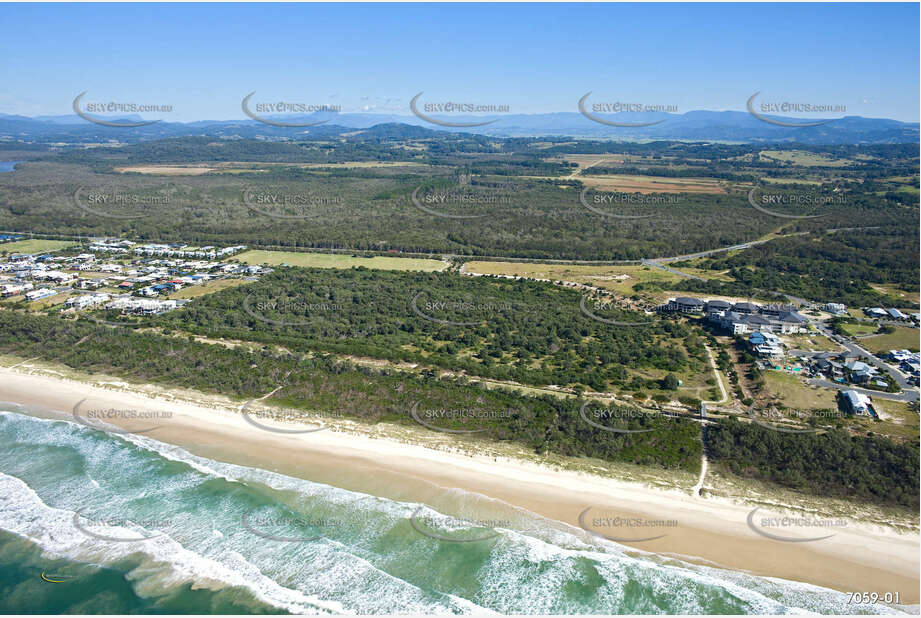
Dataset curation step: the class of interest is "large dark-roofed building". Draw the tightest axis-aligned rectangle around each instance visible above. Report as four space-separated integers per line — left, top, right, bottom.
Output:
731 301 760 314
667 297 705 313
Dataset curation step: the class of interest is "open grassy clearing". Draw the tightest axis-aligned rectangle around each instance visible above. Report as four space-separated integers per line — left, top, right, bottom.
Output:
761 370 839 411
761 177 824 185
840 322 879 337
858 327 920 353
577 174 727 194
782 332 842 352
870 399 920 440
463 261 680 296
115 161 430 175
869 283 920 305
167 278 249 300
759 150 852 167
0 239 77 254
232 249 448 272
114 165 216 175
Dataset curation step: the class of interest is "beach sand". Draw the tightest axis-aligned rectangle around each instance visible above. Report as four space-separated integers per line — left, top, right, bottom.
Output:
1 364 918 604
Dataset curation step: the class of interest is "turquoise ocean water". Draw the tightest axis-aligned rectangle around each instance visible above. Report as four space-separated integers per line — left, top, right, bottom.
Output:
0 403 913 615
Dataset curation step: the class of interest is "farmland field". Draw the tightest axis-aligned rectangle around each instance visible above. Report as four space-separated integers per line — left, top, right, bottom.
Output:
576 174 727 194
858 327 920 353
233 249 448 272
167 278 249 300
115 161 430 175
759 150 852 167
462 261 681 296
761 371 839 411
0 239 77 254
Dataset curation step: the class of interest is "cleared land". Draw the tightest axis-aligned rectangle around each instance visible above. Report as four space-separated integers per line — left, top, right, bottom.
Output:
115 161 429 175
871 399 921 440
577 174 727 194
869 284 920 305
0 239 77 254
759 150 852 167
463 261 680 296
114 165 216 175
233 249 448 272
859 327 920 353
840 322 878 337
782 333 842 353
761 371 839 411
167 278 249 300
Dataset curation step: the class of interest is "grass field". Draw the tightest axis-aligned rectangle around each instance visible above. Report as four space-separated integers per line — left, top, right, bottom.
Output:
576 174 727 194
869 283 920 305
782 333 842 352
167 278 249 300
0 239 77 254
761 371 839 411
233 250 448 272
858 327 920 353
840 322 878 337
462 261 681 297
870 399 921 440
115 161 429 175
759 150 851 167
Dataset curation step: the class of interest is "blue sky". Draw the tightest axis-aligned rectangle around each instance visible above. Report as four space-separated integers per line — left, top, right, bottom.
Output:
1 2 918 122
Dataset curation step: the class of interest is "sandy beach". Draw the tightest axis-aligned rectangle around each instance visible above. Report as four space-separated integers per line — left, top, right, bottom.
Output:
1 363 918 604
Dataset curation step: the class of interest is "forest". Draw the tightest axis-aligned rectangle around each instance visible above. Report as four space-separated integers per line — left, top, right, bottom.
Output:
154 266 704 392
0 309 703 472
707 417 919 507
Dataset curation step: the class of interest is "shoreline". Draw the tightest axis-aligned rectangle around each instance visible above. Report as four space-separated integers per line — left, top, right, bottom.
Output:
1 363 918 605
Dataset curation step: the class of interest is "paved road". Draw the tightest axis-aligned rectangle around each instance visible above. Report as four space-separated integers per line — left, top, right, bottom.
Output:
811 321 917 390
654 240 772 264
641 259 703 280
808 378 919 402
811 321 919 401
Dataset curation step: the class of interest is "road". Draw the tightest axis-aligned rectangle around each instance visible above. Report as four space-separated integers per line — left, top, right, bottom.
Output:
807 378 919 402
812 321 916 391
641 259 703 280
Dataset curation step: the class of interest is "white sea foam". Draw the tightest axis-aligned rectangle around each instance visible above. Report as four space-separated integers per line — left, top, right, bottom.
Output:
0 471 347 615
1 407 913 615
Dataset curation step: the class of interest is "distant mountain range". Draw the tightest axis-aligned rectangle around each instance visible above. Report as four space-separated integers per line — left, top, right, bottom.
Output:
0 110 917 145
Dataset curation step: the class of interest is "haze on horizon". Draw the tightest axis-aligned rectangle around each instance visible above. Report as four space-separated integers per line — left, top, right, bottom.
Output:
0 2 918 123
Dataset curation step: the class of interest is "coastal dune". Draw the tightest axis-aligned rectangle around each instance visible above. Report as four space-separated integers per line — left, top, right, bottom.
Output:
1 365 918 605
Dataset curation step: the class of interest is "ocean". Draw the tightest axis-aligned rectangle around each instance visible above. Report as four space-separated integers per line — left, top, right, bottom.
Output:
0 402 912 615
